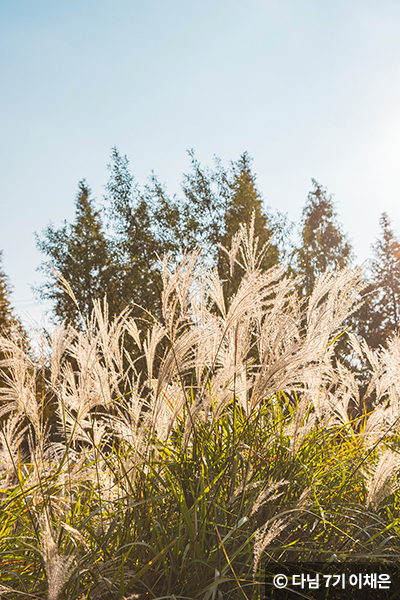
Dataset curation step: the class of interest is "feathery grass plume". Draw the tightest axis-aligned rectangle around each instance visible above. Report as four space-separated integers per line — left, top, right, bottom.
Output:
378 335 400 418
143 322 166 381
346 333 400 446
2 218 398 597
0 413 27 486
110 391 150 467
284 392 317 455
253 487 311 575
365 448 400 510
253 515 294 576
326 361 361 427
360 406 396 451
205 266 226 317
250 479 289 517
249 269 365 414
47 324 75 388
350 333 400 444
60 520 90 550
306 268 365 341
39 512 74 600
220 212 272 275
161 248 205 341
0 335 40 431
149 380 187 441
52 309 132 445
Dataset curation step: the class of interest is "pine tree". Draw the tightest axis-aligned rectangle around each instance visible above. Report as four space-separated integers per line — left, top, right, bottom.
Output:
36 180 116 326
355 213 400 348
218 152 281 297
105 147 181 319
0 251 28 388
181 151 283 296
0 251 15 335
294 179 353 297
180 150 230 258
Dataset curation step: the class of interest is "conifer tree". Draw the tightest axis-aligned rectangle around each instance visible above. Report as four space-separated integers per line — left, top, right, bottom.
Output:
36 180 116 326
106 148 282 312
181 151 282 298
0 252 28 387
218 152 281 297
0 251 15 335
105 148 158 314
105 147 181 318
181 150 230 257
355 212 400 348
36 149 286 325
294 179 353 297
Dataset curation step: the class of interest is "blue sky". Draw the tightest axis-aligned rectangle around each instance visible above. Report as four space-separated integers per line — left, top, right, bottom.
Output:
2 0 400 328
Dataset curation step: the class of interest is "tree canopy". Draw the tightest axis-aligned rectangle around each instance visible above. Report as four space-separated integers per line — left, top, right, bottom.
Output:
354 212 400 349
36 149 286 324
35 180 117 327
32 147 400 367
293 179 353 297
181 151 283 298
0 251 15 335
0 251 27 385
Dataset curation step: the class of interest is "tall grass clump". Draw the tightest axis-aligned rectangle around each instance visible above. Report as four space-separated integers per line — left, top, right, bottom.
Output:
2 220 400 599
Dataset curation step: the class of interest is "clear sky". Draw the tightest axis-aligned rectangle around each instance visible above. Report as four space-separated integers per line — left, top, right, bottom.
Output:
2 0 400 329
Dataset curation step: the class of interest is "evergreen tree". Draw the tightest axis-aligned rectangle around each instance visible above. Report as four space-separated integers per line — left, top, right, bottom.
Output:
105 148 283 314
0 251 26 341
0 251 15 335
181 151 283 297
294 179 353 297
36 149 287 325
0 251 28 387
181 150 230 257
222 153 275 253
219 152 281 297
104 147 181 319
355 213 400 348
36 180 116 326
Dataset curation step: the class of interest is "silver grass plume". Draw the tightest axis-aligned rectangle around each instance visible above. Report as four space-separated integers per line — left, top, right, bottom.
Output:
253 515 294 576
364 448 400 510
250 480 289 517
39 513 74 600
253 488 310 575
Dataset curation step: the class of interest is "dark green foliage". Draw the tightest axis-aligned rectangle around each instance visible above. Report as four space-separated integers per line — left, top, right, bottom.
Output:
104 147 181 319
105 148 161 317
0 250 15 335
221 153 278 263
0 251 28 393
219 152 282 298
37 148 285 325
181 149 231 256
181 151 284 302
0 251 26 343
35 180 117 326
182 151 281 258
294 179 353 297
355 212 400 349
